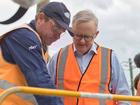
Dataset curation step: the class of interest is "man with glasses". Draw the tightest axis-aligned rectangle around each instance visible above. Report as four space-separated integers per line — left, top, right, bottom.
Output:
0 2 71 105
47 10 131 105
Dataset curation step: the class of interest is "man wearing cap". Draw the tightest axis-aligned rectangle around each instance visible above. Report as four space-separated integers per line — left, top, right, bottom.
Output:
0 2 70 105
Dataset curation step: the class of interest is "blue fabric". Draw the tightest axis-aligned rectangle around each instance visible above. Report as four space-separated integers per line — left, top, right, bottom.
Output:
42 2 71 31
1 20 63 105
47 43 131 105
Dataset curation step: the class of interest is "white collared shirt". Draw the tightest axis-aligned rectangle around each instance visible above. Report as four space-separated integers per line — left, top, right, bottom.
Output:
47 42 131 105
73 43 97 74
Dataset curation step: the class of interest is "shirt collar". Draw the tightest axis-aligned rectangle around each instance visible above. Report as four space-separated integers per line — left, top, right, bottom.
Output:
73 42 98 55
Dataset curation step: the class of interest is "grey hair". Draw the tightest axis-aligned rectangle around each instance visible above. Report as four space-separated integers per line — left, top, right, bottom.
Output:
72 9 98 27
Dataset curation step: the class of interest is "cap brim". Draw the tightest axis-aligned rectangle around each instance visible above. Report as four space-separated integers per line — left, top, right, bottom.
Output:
55 20 73 36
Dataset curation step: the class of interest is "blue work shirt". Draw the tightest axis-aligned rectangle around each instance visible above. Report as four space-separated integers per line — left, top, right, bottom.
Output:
47 43 131 105
0 20 63 105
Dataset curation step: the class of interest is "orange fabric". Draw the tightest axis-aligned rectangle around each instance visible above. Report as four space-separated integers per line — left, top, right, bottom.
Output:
44 52 50 63
0 89 33 105
55 48 63 87
132 101 139 105
0 24 43 105
0 52 27 86
0 50 35 105
57 44 114 105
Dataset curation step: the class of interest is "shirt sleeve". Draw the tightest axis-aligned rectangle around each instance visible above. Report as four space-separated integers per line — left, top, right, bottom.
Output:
110 51 131 105
2 29 63 105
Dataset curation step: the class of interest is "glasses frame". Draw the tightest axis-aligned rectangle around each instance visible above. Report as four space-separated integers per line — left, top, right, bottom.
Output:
74 34 94 42
49 19 65 35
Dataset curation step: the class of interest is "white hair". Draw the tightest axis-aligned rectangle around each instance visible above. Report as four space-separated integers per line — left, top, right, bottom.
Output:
72 9 98 27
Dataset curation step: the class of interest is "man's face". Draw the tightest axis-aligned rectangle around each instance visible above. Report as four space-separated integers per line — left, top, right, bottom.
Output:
36 13 65 45
72 21 99 54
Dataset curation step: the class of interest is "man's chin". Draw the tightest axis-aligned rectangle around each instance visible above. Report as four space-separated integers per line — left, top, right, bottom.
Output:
45 40 54 46
46 43 51 46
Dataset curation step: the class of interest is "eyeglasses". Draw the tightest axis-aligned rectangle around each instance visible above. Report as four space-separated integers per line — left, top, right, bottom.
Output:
50 19 65 35
74 34 94 42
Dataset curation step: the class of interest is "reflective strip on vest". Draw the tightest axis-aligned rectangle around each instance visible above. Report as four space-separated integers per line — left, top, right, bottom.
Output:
58 46 69 89
0 24 46 105
58 45 111 105
0 79 38 105
99 47 110 105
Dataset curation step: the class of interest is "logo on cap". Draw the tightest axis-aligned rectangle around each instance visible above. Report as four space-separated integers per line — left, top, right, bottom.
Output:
64 12 70 19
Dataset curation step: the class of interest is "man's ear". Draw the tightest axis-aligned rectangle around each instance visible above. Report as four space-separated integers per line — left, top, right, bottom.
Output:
96 30 99 36
94 30 99 38
68 27 74 37
36 12 46 23
35 12 46 28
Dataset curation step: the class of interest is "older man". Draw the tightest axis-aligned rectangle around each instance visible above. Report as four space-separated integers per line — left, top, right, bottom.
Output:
0 2 71 105
47 10 131 105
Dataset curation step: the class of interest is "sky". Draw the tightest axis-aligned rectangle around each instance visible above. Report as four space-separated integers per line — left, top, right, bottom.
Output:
0 0 140 91
49 0 140 87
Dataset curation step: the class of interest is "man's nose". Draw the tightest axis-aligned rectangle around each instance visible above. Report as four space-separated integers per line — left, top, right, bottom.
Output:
80 37 86 43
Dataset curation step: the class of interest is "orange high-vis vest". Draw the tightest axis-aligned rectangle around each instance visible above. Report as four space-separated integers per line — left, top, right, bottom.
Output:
0 24 47 105
132 101 140 105
45 52 50 63
56 44 115 105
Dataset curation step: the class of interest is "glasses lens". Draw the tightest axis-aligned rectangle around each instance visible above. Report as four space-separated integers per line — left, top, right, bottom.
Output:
84 35 93 41
74 34 93 41
51 19 65 34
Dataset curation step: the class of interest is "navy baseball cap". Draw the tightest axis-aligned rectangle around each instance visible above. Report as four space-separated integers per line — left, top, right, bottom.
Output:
41 2 71 33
